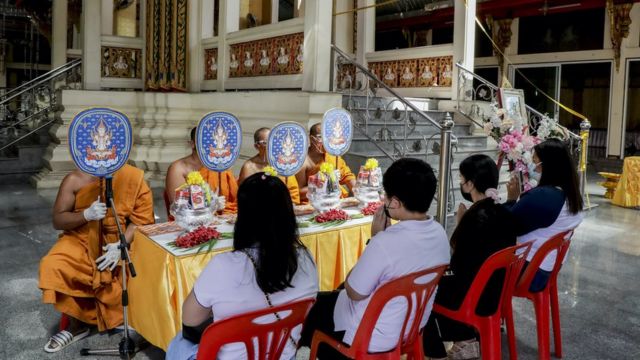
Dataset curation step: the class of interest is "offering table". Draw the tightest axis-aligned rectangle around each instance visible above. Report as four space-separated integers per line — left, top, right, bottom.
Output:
127 212 372 350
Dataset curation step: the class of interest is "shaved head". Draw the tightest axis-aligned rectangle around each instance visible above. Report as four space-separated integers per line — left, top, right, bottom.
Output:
254 127 270 143
310 123 322 136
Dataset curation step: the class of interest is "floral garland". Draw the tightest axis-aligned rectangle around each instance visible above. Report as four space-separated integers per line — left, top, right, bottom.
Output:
169 225 233 254
307 209 364 228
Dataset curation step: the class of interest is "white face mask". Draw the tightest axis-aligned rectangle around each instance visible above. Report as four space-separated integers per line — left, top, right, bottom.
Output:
528 161 542 182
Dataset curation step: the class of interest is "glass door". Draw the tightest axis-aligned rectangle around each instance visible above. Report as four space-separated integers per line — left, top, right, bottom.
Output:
511 65 560 119
625 60 640 157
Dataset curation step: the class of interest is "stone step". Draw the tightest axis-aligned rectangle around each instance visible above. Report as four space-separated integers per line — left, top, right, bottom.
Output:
350 134 489 154
0 143 47 175
343 95 439 111
350 119 473 138
344 144 500 170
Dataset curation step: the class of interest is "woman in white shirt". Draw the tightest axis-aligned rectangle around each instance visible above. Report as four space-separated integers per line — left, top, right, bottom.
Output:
167 172 319 360
505 139 583 292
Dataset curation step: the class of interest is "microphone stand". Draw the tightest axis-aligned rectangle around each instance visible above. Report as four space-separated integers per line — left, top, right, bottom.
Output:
80 176 147 359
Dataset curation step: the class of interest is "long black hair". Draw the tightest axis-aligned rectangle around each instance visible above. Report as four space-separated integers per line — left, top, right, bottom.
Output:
233 172 304 294
458 154 499 193
534 138 583 214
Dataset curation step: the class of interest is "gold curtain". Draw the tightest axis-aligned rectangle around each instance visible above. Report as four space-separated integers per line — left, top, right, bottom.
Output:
145 0 188 91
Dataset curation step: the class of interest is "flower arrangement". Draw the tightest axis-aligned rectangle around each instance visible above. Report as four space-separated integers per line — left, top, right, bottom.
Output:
354 158 383 204
263 165 278 177
483 102 566 192
177 171 213 208
319 162 337 183
363 158 379 171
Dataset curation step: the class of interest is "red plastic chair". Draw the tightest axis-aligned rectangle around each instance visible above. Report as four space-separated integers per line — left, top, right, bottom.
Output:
503 231 573 360
432 242 532 360
309 264 448 360
196 298 315 360
163 190 175 221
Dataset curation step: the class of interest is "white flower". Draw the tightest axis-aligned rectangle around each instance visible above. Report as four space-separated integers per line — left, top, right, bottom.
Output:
483 122 493 134
522 151 533 164
490 115 502 128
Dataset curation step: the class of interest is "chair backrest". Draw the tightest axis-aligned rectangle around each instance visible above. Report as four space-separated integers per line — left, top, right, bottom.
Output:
457 242 532 320
349 264 448 355
163 190 175 222
516 230 573 292
196 298 315 360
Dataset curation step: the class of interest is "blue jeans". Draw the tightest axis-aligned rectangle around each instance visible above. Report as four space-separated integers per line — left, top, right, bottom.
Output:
529 268 552 293
166 331 298 360
166 332 198 360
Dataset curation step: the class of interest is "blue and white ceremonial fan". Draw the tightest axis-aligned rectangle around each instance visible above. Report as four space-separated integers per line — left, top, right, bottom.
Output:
322 108 353 156
68 108 132 177
267 122 308 177
196 112 242 172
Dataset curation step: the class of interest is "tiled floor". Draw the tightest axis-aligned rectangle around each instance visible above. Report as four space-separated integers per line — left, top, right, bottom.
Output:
0 177 638 359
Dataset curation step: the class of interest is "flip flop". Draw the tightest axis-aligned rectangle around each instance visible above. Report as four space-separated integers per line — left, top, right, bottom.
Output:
43 328 90 353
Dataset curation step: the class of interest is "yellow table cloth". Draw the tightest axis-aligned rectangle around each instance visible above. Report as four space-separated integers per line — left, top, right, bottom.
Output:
612 156 640 208
127 222 371 351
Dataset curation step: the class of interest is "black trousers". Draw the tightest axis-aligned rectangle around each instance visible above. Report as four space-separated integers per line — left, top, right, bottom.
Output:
422 311 477 358
300 290 350 360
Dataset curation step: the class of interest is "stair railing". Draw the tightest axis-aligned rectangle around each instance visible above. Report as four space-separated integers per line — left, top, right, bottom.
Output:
0 59 82 152
331 44 454 228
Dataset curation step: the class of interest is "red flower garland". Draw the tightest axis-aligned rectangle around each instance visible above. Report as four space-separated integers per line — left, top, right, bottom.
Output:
175 226 221 248
314 209 350 223
361 202 382 216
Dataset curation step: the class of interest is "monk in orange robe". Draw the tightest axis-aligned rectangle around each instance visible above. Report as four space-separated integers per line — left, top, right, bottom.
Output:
296 123 356 204
39 164 154 352
238 127 301 204
165 128 238 214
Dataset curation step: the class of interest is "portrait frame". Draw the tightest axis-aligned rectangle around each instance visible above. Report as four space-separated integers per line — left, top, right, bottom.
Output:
499 88 528 123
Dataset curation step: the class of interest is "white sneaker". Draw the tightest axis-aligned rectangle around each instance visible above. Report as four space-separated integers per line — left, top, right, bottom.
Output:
447 340 480 360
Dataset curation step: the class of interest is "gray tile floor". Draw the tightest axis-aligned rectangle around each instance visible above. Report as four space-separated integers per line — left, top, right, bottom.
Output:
0 176 638 359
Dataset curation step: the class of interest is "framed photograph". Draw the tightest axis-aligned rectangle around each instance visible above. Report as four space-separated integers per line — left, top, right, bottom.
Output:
499 88 528 122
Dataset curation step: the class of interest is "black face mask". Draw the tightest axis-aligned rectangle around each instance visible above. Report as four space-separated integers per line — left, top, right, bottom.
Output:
460 181 473 202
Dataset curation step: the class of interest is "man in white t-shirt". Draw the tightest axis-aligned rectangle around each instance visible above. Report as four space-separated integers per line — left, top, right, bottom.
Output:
300 158 451 358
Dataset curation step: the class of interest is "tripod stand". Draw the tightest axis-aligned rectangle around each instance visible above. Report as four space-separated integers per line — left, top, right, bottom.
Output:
80 177 147 359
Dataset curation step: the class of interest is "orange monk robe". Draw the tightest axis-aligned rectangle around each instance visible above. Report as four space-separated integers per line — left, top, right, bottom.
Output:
302 153 356 204
279 175 300 205
199 168 238 214
39 165 154 331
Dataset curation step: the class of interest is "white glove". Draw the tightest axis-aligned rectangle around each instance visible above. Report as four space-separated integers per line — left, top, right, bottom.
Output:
215 196 226 211
96 243 120 272
84 197 107 221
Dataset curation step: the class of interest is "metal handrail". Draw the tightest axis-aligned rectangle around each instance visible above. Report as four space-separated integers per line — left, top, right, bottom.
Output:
0 117 57 152
332 44 455 227
0 59 82 105
4 107 51 129
331 45 442 130
525 104 581 140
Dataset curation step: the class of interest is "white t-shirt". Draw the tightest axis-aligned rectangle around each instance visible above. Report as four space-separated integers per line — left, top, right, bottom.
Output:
333 218 450 353
517 202 583 271
193 247 319 360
